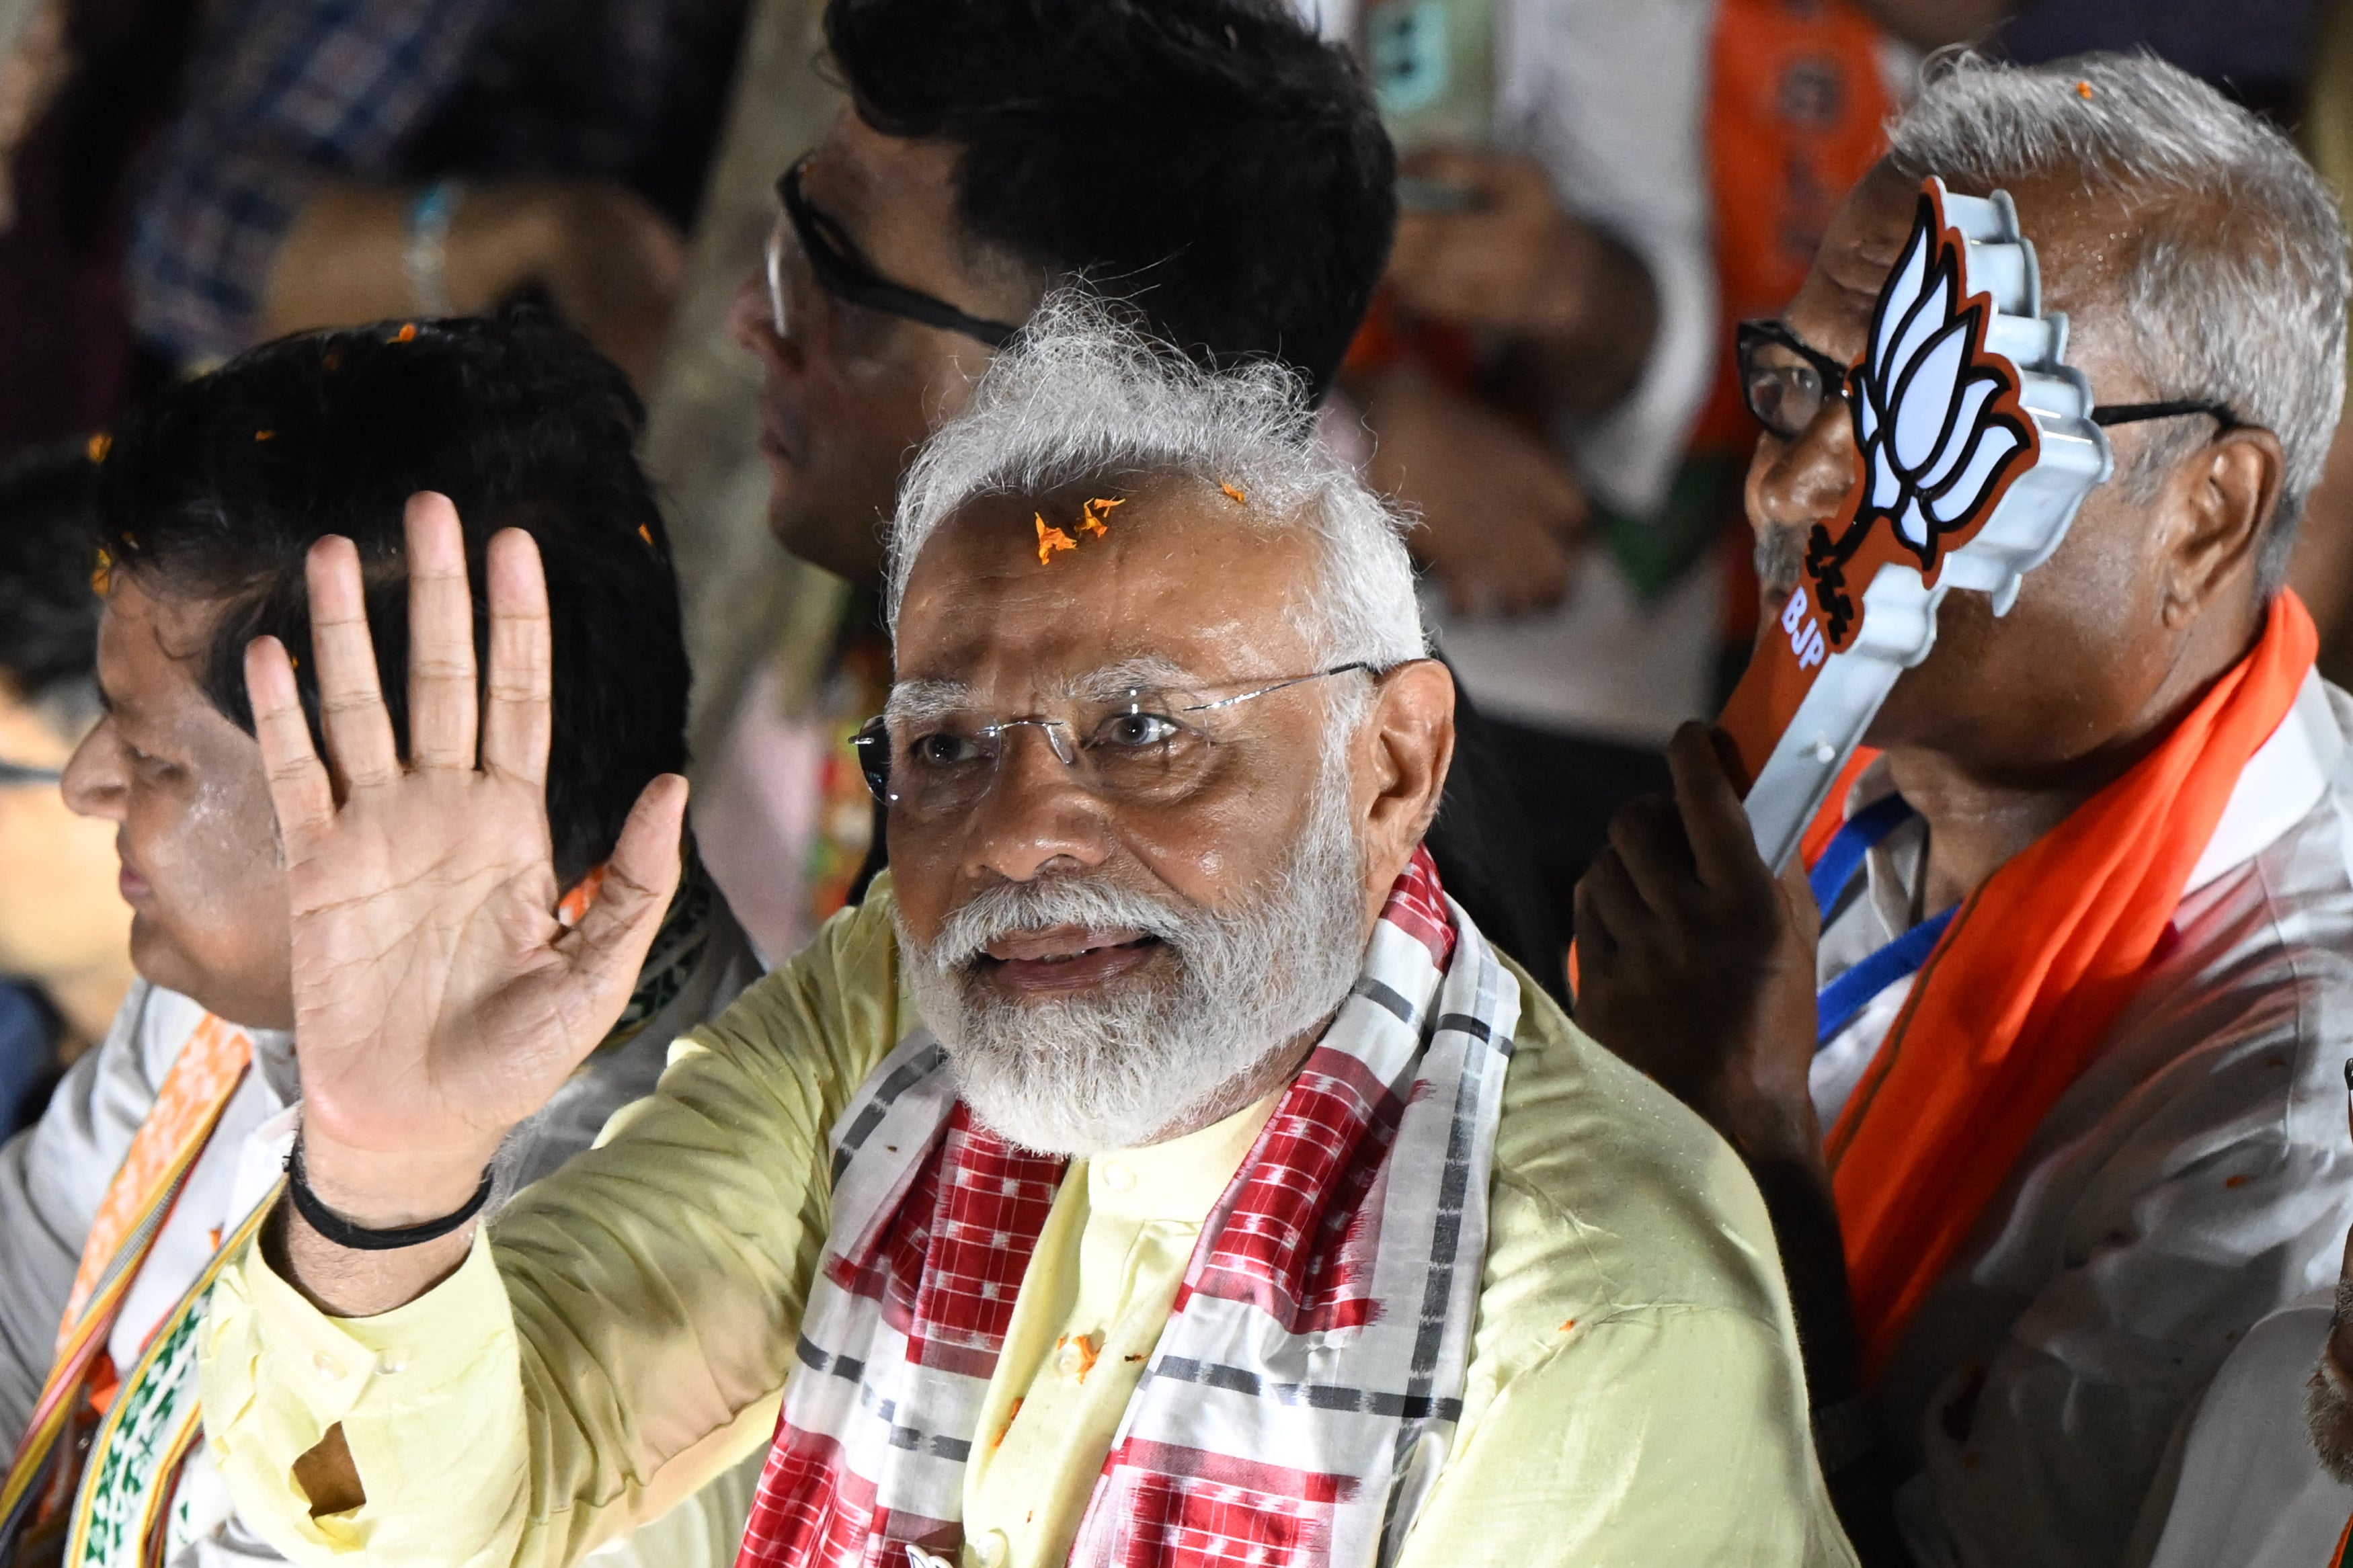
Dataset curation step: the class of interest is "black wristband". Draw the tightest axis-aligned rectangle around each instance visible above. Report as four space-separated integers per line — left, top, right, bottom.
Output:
285 1134 494 1251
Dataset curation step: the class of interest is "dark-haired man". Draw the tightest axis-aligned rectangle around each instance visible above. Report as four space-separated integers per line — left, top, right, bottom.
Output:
707 0 1560 989
749 0 1390 580
0 315 759 1567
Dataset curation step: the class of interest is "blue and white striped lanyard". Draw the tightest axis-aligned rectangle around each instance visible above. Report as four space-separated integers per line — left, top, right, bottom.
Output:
1810 795 1954 1048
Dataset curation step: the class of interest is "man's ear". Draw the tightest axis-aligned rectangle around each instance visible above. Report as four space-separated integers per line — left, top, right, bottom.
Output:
2159 425 2284 624
1355 659 1455 884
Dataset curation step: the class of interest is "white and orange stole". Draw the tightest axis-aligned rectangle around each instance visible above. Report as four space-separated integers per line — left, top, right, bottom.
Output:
738 848 1519 1568
0 1012 271 1568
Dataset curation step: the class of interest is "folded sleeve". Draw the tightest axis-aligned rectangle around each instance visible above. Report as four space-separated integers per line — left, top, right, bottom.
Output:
1398 1306 1856 1567
199 893 909 1568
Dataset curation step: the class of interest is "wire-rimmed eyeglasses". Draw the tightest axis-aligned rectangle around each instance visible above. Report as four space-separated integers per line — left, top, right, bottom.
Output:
1734 318 2239 444
850 663 1379 817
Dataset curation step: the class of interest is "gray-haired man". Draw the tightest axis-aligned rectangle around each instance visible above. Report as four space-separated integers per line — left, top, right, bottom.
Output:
1574 50 2353 1568
190 298 1853 1567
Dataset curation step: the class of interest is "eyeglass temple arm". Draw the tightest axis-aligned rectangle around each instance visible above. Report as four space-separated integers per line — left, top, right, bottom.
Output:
2089 400 2237 428
1180 661 1378 715
778 165 1022 349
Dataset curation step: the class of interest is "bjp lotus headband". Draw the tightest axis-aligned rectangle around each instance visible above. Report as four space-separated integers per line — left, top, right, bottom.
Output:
1722 178 2114 870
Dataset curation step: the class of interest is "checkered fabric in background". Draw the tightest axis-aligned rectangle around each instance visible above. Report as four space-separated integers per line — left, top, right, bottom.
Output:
126 0 678 364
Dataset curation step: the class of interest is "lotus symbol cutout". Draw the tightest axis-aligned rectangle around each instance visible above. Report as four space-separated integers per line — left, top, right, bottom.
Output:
1803 191 2038 648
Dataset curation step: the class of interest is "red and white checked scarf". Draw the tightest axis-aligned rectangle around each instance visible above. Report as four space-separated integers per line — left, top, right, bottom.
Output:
737 848 1519 1568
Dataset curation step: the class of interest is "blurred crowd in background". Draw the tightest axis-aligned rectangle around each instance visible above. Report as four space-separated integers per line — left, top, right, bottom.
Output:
2 0 2352 1139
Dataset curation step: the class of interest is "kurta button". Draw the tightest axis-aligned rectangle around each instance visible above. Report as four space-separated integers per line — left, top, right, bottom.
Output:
1058 1342 1084 1374
313 1350 346 1380
973 1529 1008 1564
1099 1162 1135 1192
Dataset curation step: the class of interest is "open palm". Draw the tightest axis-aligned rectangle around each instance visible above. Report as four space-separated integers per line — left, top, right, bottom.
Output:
247 493 686 1219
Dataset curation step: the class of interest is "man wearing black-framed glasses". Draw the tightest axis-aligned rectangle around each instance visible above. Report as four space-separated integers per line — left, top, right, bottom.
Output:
1571 52 2353 1568
1734 316 2239 447
725 0 1396 593
713 0 1564 999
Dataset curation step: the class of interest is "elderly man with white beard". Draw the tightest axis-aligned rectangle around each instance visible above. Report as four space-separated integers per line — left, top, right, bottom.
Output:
188 296 1852 1568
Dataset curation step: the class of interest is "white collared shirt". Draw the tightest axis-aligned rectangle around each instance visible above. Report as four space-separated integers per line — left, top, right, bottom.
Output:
1810 673 2353 1568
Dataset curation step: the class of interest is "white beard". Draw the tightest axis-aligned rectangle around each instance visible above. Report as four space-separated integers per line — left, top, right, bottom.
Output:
897 763 1368 1156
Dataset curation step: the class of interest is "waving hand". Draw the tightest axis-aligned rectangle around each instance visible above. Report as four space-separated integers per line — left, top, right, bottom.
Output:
249 493 686 1257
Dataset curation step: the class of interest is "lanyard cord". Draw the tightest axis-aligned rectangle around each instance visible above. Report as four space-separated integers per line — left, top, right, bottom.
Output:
1812 796 1955 1047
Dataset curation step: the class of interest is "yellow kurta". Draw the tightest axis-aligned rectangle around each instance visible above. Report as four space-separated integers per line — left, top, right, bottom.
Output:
963 1092 1279 1568
199 880 1855 1568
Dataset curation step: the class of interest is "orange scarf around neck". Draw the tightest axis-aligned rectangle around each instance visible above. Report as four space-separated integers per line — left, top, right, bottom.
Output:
1817 591 2319 1372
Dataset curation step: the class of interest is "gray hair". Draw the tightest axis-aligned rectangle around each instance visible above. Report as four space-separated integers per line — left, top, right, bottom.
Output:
1888 50 2352 593
885 291 1428 675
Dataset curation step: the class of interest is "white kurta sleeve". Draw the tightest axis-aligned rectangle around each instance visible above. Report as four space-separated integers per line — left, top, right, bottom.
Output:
1892 975 2353 1568
0 981 171 1447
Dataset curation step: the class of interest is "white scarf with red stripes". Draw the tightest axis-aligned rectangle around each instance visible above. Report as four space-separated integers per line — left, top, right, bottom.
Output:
735 849 1519 1568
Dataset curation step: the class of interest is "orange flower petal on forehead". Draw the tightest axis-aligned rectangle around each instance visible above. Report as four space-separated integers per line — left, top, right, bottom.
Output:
1220 483 1247 505
1077 495 1125 536
1035 513 1076 565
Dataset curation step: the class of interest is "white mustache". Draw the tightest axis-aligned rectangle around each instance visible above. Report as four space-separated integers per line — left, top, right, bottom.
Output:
928 876 1199 974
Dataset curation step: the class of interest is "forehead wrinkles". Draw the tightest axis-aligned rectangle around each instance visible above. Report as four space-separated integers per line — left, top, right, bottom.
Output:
885 656 1213 721
902 503 1312 668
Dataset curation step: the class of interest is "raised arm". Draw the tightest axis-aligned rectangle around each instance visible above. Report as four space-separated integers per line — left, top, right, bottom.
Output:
1572 724 1907 1562
245 492 686 1315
